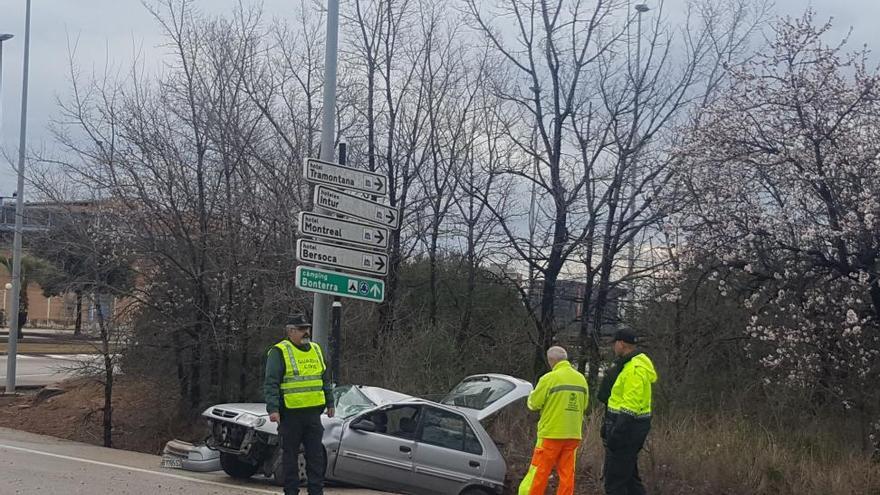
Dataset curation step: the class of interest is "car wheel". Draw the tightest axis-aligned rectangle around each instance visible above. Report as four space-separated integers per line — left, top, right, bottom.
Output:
271 450 311 486
219 452 259 479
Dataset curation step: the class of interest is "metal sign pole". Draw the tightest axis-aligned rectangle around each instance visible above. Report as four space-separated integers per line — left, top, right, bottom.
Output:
311 0 340 351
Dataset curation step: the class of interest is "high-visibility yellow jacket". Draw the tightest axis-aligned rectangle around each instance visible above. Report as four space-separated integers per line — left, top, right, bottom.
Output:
272 340 327 410
527 360 589 440
607 352 657 418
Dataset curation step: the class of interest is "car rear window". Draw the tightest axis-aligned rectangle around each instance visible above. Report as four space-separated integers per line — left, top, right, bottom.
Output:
440 376 516 411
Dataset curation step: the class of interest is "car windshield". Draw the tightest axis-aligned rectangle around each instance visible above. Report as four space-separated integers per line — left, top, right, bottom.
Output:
333 385 377 419
440 376 516 411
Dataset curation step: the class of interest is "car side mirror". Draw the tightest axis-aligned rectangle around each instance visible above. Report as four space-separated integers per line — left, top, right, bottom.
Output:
350 419 377 433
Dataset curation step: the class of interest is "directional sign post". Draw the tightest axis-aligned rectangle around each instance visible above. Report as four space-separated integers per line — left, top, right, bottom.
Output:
314 185 399 229
296 266 385 303
297 238 388 277
298 211 388 249
305 158 387 196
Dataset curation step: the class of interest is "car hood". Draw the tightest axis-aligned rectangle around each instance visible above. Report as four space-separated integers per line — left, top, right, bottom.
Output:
201 385 412 423
204 403 270 418
440 373 533 421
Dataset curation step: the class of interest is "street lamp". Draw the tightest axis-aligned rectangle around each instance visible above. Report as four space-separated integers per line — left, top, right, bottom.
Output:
0 34 13 130
7 0 33 394
634 4 649 82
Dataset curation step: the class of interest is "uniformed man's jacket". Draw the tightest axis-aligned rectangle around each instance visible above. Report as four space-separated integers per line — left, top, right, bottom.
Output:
607 352 656 418
527 360 589 440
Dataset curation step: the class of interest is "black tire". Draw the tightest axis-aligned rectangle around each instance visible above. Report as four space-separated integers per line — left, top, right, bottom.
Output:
219 452 260 479
271 450 308 486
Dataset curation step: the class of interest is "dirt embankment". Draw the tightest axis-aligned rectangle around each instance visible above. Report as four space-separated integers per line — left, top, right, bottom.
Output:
0 377 202 454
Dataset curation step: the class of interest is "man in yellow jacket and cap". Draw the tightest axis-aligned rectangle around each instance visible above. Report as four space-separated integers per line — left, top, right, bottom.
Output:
519 346 589 495
598 328 658 495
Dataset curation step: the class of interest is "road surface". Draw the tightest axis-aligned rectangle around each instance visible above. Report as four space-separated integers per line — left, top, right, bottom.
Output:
0 427 393 494
0 354 101 387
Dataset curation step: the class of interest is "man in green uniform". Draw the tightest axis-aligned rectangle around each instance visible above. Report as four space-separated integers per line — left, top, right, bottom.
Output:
598 329 657 495
264 314 334 495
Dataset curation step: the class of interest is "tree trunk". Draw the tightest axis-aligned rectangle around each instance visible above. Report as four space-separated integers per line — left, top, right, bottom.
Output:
74 291 83 336
376 229 401 347
94 296 113 448
173 331 188 413
189 330 202 409
429 226 439 329
457 229 477 349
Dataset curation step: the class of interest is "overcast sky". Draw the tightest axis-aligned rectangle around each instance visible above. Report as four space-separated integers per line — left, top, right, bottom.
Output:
0 0 878 193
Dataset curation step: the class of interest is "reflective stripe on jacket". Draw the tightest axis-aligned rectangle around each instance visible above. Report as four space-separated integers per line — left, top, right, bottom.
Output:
528 360 589 440
272 340 327 410
607 352 657 418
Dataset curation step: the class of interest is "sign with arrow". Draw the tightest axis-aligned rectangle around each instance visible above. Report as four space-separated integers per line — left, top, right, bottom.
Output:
295 266 384 303
298 211 388 249
297 238 388 276
314 185 399 229
305 157 387 196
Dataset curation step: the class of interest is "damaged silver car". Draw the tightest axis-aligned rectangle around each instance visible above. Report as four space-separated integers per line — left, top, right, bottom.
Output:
202 373 532 494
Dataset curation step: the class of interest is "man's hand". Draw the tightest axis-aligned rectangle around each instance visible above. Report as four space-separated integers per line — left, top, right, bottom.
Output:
269 412 280 423
326 407 335 418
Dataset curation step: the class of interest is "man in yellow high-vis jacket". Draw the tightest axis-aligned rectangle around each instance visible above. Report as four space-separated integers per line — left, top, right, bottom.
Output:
264 314 334 495
598 328 657 495
519 346 589 495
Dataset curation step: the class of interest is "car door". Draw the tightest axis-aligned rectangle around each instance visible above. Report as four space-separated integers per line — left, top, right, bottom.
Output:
332 404 422 493
411 405 488 495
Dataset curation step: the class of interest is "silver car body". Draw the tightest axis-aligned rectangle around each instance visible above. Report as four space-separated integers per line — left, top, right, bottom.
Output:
201 374 532 495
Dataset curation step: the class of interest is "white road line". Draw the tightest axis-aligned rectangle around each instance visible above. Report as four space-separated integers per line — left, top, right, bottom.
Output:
45 354 98 360
0 443 280 494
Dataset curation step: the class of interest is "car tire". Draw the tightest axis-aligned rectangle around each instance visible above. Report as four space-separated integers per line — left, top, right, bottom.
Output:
219 452 259 479
271 450 311 486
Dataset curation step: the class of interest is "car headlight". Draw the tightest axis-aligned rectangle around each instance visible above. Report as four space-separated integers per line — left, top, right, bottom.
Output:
237 413 266 428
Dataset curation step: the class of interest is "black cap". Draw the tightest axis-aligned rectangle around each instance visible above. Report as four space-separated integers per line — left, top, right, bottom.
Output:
286 313 312 327
613 328 638 344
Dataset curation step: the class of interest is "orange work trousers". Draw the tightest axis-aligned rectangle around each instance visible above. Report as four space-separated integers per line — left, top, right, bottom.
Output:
518 438 581 495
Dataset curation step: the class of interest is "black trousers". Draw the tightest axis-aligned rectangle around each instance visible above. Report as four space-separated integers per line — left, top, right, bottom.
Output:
603 418 651 495
279 408 325 495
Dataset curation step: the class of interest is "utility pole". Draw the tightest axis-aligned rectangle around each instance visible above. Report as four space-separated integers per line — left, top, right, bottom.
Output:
330 142 346 384
7 0 32 394
625 3 649 320
311 0 340 351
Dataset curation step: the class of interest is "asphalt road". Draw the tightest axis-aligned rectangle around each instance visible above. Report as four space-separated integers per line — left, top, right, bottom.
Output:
0 354 101 387
0 427 392 494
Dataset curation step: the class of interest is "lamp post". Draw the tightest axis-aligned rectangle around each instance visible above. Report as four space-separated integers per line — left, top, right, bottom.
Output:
0 34 13 127
635 4 649 81
7 0 33 394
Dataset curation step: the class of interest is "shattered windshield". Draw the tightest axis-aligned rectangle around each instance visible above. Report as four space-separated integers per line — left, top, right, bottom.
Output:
440 376 516 411
333 385 377 419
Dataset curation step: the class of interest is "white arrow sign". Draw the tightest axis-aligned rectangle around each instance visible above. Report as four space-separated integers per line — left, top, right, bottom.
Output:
298 211 389 249
314 185 400 229
296 239 388 276
305 157 387 196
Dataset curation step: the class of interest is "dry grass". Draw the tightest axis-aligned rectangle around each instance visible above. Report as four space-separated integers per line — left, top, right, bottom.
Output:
493 409 879 495
640 411 880 495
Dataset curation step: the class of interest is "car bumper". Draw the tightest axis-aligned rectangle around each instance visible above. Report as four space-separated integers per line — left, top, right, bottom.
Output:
162 440 221 472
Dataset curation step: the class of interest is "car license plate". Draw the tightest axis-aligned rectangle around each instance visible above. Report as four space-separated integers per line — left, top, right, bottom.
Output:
161 455 183 469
